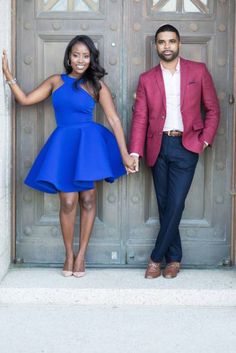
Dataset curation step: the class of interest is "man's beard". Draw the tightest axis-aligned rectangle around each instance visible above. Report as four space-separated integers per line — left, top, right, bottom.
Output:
158 49 179 62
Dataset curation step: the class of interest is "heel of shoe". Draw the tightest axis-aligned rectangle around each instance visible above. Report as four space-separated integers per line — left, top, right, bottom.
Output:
73 271 85 278
62 270 73 277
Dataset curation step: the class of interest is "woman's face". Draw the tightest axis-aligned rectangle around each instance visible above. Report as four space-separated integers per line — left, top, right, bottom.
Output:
69 42 91 77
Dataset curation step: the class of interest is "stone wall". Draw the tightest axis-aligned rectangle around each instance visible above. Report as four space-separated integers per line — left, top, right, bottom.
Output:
0 0 12 280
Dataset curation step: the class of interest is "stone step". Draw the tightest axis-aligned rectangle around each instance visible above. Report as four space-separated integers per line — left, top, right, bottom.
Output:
0 268 236 306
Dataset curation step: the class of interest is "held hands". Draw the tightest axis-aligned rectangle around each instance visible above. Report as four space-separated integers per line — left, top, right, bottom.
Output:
123 154 137 174
131 154 139 172
123 154 139 174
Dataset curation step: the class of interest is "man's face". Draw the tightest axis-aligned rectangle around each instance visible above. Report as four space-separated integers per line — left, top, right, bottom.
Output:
156 31 180 62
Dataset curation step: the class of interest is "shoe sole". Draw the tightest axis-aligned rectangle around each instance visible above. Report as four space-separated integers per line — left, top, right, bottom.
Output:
62 271 73 277
73 272 85 278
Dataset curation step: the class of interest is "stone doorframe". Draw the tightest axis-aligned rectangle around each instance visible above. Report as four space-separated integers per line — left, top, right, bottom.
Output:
231 9 236 265
7 0 236 268
0 0 14 281
11 0 16 263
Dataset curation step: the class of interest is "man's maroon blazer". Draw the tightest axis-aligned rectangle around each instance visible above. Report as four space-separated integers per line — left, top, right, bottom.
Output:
129 57 220 166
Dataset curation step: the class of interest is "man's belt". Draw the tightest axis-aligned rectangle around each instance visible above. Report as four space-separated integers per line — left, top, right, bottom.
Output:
163 130 183 137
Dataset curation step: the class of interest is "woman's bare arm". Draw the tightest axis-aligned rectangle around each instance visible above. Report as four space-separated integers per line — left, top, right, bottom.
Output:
98 81 135 172
2 49 59 106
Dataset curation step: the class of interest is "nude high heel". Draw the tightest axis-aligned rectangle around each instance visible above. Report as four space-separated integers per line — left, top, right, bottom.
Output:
73 260 85 278
62 255 74 277
62 270 73 277
72 270 85 278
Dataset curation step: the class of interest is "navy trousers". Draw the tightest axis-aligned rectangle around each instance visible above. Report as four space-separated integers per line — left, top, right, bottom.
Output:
151 134 199 263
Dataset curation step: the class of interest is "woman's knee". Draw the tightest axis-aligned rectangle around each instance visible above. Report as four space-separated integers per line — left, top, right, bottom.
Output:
80 191 96 211
60 198 77 214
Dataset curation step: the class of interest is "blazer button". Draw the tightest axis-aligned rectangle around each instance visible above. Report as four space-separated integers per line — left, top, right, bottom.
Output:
161 115 165 119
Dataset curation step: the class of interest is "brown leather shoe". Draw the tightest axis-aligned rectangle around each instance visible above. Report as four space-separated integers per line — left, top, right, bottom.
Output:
163 262 180 279
145 260 161 279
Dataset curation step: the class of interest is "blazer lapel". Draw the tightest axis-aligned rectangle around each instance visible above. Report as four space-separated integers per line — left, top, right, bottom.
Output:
154 65 166 112
180 58 188 108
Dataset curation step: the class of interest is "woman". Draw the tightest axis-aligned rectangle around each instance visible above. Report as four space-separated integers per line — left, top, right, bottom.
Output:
2 35 135 277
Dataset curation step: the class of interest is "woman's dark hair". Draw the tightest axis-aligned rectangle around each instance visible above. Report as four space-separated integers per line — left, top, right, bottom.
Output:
155 24 180 43
64 35 107 101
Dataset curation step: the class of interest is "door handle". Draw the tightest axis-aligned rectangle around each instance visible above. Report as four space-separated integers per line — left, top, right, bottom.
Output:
228 94 235 105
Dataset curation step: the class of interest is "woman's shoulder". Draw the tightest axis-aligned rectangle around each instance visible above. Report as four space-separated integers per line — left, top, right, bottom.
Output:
99 80 110 92
44 74 64 90
98 80 114 102
47 74 63 83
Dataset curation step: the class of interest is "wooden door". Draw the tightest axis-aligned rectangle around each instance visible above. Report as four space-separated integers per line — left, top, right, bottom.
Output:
16 0 126 265
16 0 234 267
125 0 235 266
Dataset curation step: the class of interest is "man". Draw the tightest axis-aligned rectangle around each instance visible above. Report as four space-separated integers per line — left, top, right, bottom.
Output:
129 24 220 279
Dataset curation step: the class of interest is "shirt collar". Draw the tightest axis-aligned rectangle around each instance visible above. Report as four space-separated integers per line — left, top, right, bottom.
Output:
160 58 180 73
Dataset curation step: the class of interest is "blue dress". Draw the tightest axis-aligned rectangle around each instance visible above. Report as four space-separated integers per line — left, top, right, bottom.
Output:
24 74 126 193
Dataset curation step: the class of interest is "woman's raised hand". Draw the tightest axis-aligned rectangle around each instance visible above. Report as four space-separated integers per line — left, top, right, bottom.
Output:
2 50 13 80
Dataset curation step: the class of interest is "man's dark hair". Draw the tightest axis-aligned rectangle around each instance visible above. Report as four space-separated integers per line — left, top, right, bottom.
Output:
155 24 180 42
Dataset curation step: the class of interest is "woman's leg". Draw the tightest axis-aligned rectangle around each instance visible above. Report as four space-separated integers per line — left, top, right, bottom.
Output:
73 188 97 273
59 192 79 272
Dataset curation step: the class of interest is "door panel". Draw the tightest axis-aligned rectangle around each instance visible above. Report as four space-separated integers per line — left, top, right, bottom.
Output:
16 0 234 267
125 0 234 266
16 0 125 264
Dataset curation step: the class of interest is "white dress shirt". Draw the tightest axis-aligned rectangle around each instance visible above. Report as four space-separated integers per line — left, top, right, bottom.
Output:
161 59 183 132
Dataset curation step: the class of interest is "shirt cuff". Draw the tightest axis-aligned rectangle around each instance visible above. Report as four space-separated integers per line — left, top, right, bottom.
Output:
130 153 139 158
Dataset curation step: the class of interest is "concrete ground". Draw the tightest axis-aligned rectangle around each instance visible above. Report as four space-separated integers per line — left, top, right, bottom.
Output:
0 304 236 353
0 268 236 353
0 267 236 305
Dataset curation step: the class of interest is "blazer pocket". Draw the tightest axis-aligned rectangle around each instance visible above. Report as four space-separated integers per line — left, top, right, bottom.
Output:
192 121 204 131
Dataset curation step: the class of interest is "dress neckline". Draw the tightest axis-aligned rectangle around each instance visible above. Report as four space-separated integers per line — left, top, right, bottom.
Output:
62 74 85 84
59 74 95 102
67 75 78 79
67 74 83 81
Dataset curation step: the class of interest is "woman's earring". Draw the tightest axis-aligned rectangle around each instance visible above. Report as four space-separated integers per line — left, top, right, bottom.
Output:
67 59 71 66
